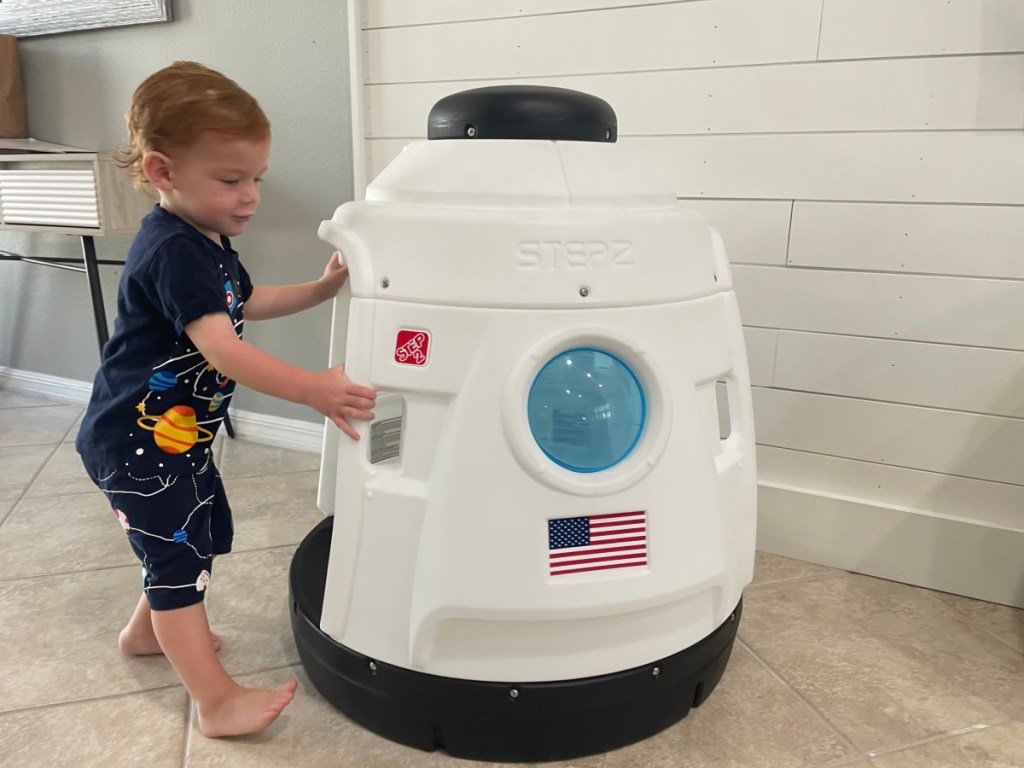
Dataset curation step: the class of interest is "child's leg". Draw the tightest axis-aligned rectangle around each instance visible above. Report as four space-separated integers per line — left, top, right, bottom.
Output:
151 601 296 737
118 591 222 655
118 592 161 655
95 467 231 657
95 464 288 735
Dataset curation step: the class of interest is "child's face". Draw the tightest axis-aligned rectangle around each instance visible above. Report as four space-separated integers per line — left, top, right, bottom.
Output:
158 133 271 245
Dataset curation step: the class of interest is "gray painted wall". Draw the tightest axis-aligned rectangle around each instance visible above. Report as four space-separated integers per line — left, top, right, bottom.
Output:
0 0 353 424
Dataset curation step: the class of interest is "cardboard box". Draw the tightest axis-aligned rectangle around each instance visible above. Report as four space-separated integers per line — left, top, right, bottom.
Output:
0 35 28 139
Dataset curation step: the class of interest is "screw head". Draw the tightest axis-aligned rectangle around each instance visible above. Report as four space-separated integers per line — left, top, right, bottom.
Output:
466 124 478 138
508 688 520 699
368 660 378 672
652 666 662 677
381 278 390 289
579 286 589 297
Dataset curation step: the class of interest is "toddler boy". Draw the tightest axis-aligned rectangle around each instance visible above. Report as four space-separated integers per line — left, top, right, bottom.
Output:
76 61 376 737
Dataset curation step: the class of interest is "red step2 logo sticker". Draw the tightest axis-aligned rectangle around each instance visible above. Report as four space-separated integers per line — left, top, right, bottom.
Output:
395 329 430 366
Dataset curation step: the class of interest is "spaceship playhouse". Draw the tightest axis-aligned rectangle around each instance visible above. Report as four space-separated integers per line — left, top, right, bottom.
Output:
289 85 757 762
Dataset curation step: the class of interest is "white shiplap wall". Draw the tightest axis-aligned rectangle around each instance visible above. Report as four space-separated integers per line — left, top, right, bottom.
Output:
349 0 1024 607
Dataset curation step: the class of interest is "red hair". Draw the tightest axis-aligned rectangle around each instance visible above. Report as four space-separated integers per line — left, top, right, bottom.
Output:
122 61 270 188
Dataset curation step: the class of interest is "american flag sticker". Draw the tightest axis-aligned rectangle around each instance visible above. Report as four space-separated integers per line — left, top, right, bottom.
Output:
548 511 648 577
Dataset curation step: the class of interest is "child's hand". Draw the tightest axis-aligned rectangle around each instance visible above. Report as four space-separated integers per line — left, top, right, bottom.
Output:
306 363 376 440
316 251 349 300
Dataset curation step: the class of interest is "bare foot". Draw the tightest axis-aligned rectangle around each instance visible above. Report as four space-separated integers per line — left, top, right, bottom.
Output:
196 680 298 738
119 625 222 655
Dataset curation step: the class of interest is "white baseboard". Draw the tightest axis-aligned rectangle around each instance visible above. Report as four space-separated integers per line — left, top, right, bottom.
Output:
225 408 324 454
0 367 93 403
0 367 324 454
757 483 1024 609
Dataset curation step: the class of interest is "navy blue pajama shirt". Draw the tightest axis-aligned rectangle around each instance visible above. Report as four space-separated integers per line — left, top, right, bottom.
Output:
77 205 253 609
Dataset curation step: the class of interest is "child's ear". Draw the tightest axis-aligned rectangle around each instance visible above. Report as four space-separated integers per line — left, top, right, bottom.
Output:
142 151 174 191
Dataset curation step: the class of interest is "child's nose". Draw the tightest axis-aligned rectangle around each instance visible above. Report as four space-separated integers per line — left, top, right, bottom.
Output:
241 180 260 204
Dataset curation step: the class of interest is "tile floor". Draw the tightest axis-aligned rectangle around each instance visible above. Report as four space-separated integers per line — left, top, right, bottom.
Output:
1 387 1023 768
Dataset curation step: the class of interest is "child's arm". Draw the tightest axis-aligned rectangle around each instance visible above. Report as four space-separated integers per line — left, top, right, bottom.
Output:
184 310 375 440
244 251 348 321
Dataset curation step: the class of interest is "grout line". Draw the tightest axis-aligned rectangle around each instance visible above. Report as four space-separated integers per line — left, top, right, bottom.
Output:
0 560 141 585
218 466 322 482
216 542 304 560
864 720 1010 760
0 398 79 527
0 403 83 536
741 588 1022 759
0 683 183 717
181 697 194 768
228 661 302 680
746 569 848 591
737 636 865 761
827 758 877 768
920 592 1024 659
0 440 65 532
0 541 305 586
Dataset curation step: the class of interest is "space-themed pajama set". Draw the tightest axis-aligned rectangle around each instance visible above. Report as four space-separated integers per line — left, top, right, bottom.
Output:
76 205 252 610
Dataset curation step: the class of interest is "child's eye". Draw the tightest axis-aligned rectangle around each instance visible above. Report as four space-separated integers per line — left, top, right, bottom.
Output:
220 178 240 186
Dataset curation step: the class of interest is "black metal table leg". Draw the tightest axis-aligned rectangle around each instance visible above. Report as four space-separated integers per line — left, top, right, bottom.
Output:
80 235 109 356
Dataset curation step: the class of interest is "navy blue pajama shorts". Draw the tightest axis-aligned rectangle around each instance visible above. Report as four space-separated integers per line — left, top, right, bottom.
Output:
83 459 234 610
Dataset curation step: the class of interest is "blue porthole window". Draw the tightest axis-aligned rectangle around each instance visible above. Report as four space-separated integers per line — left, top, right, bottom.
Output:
527 348 646 473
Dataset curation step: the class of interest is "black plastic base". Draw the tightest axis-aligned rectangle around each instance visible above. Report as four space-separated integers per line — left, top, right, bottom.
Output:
290 516 742 763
